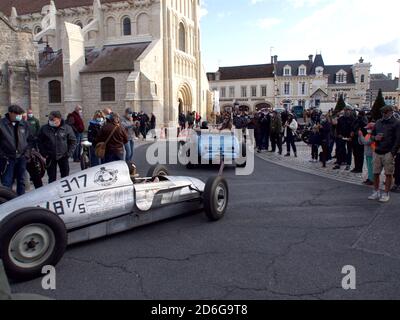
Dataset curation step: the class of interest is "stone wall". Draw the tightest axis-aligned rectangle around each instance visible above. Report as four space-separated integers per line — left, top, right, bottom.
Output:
39 76 64 121
0 13 39 117
81 72 130 125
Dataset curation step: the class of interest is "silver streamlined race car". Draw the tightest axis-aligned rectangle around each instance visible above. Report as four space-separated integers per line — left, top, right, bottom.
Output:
0 162 229 281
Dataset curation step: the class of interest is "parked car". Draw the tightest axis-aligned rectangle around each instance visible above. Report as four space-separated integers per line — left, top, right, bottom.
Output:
0 162 229 281
291 105 305 119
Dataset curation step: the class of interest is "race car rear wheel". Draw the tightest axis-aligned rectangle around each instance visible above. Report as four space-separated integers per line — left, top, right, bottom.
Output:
147 165 170 178
203 176 229 221
0 208 67 281
0 187 17 205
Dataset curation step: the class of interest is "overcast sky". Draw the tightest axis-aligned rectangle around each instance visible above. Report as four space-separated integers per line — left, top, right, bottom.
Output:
200 0 400 77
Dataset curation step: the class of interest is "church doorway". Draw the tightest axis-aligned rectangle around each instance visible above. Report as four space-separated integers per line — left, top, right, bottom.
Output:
177 83 193 114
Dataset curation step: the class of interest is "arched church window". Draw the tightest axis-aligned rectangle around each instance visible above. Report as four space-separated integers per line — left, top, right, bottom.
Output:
178 23 186 52
106 17 116 38
101 77 115 102
49 80 62 104
137 13 150 35
123 17 132 36
34 26 43 44
75 21 83 29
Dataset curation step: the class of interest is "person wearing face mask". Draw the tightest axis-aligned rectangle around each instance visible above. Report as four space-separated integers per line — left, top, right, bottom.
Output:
26 108 41 137
121 108 135 162
368 106 400 203
67 105 85 163
358 122 376 186
38 111 77 183
87 110 106 167
0 105 34 195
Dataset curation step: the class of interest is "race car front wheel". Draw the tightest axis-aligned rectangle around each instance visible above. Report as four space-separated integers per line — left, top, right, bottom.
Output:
203 176 229 221
0 208 67 282
0 187 17 205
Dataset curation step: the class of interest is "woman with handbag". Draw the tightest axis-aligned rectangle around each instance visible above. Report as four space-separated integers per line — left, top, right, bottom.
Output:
284 113 298 158
95 113 128 164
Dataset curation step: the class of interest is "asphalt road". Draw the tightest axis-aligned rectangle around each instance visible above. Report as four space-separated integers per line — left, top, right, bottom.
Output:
10 143 400 300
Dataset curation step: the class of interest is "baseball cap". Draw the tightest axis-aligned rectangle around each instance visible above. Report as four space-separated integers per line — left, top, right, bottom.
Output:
49 111 62 119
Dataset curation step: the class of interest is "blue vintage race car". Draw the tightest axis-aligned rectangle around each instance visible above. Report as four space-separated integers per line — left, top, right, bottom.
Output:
178 129 246 168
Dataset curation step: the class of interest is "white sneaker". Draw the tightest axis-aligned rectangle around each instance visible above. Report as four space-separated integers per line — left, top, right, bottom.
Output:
368 191 381 201
379 193 390 203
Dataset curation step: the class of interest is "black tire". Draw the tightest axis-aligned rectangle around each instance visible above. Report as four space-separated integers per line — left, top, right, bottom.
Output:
0 187 17 205
203 176 229 221
147 165 169 178
302 131 311 144
0 208 67 281
80 152 90 170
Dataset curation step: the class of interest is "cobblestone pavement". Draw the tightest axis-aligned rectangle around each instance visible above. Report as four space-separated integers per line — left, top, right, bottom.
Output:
256 142 378 187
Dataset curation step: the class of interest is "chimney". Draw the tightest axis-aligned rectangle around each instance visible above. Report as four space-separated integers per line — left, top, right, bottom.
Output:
274 55 278 64
309 55 314 63
215 70 221 81
388 73 392 80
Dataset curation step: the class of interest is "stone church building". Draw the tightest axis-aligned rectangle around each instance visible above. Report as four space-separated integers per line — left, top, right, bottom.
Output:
0 12 38 117
0 0 211 126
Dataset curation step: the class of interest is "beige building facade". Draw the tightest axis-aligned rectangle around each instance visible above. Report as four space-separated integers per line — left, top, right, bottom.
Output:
0 12 39 117
208 54 372 113
0 0 211 126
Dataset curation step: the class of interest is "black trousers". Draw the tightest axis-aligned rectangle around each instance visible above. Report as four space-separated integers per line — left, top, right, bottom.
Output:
321 142 329 167
47 156 70 183
286 134 297 154
352 142 364 172
311 144 319 160
336 139 353 166
270 133 282 153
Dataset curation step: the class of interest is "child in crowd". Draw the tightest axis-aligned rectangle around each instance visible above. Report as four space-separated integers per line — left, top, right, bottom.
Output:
358 122 376 186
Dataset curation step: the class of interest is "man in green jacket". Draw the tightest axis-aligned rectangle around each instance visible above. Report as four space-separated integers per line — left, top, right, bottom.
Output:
270 111 283 155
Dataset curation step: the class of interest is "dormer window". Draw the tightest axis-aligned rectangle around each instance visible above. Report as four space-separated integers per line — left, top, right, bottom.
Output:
316 67 324 76
336 70 347 84
284 66 291 76
298 66 306 76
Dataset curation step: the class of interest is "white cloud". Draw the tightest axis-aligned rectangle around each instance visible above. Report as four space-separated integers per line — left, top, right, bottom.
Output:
256 18 281 30
217 11 233 19
286 0 325 8
199 0 208 19
278 0 400 74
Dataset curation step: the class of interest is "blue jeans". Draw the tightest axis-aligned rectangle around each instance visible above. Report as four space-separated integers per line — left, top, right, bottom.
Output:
125 140 135 162
73 133 82 161
0 157 27 196
104 152 124 164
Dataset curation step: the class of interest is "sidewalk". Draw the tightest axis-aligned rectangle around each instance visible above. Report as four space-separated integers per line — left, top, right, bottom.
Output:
256 142 375 187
